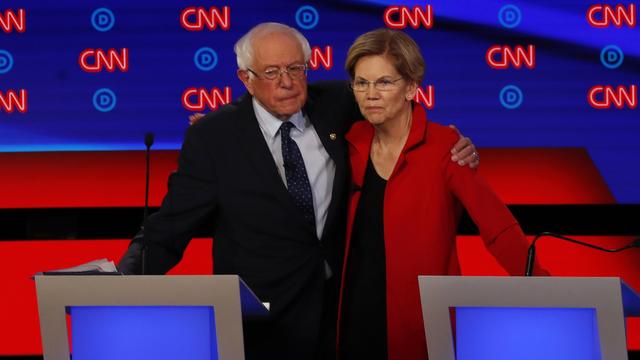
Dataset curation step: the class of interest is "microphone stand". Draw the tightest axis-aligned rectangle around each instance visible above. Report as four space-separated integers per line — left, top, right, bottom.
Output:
141 132 154 275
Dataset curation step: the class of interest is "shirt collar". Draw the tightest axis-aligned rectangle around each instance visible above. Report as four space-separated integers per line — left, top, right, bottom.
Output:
253 97 307 138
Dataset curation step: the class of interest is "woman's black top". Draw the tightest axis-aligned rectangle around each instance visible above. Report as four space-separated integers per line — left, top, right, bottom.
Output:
339 158 388 360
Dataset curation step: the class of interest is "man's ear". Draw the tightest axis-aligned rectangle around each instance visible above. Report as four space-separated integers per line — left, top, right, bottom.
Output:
237 69 254 96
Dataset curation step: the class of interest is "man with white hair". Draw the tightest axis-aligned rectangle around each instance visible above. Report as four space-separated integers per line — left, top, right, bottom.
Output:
119 22 478 359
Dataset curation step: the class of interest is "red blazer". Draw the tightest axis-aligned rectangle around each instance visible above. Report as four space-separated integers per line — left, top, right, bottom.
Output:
337 104 547 360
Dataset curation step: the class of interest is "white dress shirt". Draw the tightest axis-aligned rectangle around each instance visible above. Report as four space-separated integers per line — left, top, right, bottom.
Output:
252 98 336 240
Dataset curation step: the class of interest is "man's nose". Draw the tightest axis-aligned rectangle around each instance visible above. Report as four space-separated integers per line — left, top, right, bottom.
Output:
279 71 293 88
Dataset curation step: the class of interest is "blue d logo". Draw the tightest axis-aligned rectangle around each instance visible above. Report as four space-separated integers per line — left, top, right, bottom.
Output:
600 45 624 69
0 50 14 74
498 5 522 29
91 8 115 32
194 47 218 72
295 5 319 30
93 88 117 112
499 85 524 110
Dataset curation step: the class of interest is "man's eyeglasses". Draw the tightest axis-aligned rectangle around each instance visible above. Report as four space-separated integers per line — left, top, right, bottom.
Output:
247 64 308 80
351 77 404 92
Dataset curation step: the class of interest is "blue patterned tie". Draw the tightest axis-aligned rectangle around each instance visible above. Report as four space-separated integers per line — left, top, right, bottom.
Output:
280 121 316 228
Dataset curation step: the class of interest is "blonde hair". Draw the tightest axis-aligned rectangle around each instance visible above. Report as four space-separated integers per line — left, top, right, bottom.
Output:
345 28 424 84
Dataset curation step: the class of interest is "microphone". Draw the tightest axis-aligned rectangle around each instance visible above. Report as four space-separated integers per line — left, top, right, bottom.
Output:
141 132 154 275
525 232 640 276
144 132 155 149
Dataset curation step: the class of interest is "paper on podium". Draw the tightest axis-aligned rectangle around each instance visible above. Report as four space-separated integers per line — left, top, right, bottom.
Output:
37 258 121 276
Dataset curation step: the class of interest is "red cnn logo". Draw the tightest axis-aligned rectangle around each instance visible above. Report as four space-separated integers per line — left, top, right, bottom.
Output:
414 86 434 109
0 9 25 33
309 46 333 70
180 7 230 31
587 4 636 28
182 87 232 111
384 5 433 29
79 49 129 73
486 45 536 69
588 85 637 109
0 89 28 113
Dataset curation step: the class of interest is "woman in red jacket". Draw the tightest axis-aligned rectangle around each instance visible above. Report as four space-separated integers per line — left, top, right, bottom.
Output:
337 29 548 360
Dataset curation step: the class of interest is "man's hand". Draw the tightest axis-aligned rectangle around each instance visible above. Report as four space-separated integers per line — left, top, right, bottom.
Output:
189 113 206 125
449 125 479 169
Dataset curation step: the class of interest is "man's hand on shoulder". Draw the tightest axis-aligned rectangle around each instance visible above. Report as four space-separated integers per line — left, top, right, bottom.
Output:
449 125 479 169
189 113 206 125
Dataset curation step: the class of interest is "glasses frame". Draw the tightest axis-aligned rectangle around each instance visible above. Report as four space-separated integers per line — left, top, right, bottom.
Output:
350 77 404 92
247 64 308 81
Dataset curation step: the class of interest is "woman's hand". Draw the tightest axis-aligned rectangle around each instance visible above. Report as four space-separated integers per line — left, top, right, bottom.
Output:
449 125 479 169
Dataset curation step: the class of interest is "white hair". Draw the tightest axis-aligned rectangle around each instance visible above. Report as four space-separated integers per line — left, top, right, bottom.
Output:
234 22 312 70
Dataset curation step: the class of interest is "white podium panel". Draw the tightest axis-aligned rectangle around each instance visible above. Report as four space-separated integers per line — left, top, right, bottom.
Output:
419 276 639 360
35 275 267 360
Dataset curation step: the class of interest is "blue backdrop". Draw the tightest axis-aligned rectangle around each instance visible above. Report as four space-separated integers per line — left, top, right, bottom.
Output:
1 0 638 202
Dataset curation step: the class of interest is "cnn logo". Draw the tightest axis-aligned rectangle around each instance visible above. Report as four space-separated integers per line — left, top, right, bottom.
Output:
309 46 333 70
79 49 129 72
0 9 25 33
0 89 28 113
588 85 637 109
414 86 434 109
384 5 433 29
181 7 230 31
182 87 232 111
486 45 536 69
587 4 636 28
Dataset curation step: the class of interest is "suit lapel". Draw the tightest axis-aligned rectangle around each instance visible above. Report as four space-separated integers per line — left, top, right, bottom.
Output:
234 95 292 209
304 95 341 164
234 94 317 239
304 93 349 244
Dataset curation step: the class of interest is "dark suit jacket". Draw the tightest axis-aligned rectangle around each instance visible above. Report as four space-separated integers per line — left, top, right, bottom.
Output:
119 81 359 359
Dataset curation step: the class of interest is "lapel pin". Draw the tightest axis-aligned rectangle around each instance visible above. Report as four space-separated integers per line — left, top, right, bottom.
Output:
329 133 337 141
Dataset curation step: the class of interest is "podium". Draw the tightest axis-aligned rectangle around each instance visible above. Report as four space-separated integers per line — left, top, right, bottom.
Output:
419 276 640 360
35 275 268 360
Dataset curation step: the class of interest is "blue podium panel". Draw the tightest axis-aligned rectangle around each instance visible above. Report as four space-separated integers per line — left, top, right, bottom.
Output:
69 306 218 360
455 307 601 360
